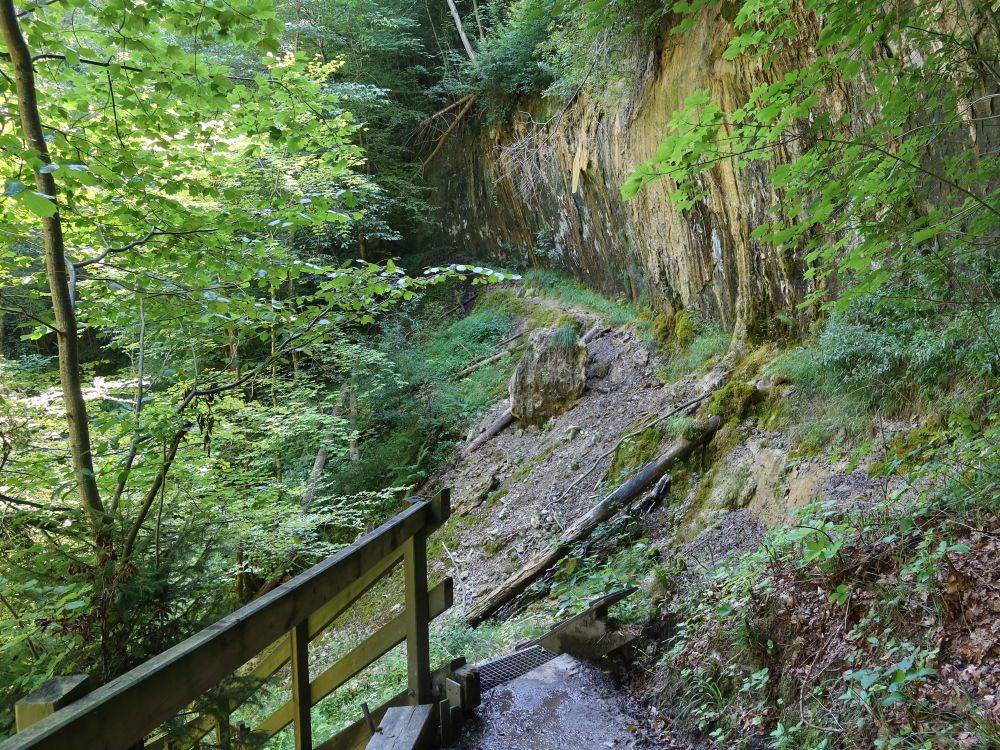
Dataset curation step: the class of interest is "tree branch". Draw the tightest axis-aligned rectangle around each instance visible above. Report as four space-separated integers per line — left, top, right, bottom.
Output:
121 426 189 560
73 226 218 268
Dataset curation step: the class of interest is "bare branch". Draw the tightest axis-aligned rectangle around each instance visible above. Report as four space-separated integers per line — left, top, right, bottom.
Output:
73 226 218 268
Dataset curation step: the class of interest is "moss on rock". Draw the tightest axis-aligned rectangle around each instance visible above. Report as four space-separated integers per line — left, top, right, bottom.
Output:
651 311 677 347
674 310 696 347
608 424 664 485
706 381 760 422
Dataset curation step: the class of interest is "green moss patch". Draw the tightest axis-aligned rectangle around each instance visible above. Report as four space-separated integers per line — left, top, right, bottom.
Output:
706 381 760 422
651 310 677 347
608 424 664 485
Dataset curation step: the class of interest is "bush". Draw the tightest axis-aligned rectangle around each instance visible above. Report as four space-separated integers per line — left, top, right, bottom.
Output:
475 0 555 118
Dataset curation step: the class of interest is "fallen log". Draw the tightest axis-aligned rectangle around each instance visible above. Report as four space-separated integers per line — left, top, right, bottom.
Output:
455 333 524 379
466 414 723 625
461 406 515 459
581 321 604 344
546 392 707 510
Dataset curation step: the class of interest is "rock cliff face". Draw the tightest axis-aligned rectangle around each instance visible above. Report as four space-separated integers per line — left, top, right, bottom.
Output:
429 6 833 340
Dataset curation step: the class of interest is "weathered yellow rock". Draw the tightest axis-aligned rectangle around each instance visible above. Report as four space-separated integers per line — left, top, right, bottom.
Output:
428 5 832 341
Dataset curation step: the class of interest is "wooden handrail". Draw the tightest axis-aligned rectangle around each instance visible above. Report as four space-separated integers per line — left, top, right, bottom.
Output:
3 490 451 750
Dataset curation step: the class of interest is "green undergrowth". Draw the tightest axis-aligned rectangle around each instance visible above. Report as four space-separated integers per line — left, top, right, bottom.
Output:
658 316 732 382
530 518 659 625
760 345 872 455
521 268 641 327
325 287 543 495
761 294 998 456
652 415 1000 748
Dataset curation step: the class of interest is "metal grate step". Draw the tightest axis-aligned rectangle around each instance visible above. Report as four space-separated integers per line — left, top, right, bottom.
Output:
476 645 558 692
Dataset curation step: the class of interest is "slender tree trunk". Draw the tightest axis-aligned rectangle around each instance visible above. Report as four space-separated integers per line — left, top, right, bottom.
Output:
302 443 328 508
446 0 477 62
348 389 359 463
472 0 485 40
287 269 300 375
358 224 368 262
270 283 283 499
0 0 107 546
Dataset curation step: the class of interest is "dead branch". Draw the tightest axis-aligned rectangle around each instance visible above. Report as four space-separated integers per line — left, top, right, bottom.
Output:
422 93 477 169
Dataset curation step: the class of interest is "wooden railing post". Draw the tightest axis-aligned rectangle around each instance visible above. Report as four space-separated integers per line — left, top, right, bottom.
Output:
14 676 92 734
290 621 312 750
403 528 431 705
214 717 231 750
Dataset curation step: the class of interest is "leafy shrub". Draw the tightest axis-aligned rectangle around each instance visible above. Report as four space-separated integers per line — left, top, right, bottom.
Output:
764 345 870 453
475 0 556 118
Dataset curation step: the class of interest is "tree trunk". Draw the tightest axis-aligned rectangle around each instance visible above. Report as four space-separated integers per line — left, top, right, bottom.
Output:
348 389 359 463
446 0 477 62
0 0 107 546
358 224 368 261
302 443 328 508
466 415 723 625
472 0 485 39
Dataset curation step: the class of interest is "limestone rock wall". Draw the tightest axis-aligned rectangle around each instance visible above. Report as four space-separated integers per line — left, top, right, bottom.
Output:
428 6 838 340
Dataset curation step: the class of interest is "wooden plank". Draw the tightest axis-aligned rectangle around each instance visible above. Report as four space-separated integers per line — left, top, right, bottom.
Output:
315 691 407 750
365 705 435 750
147 545 408 750
255 579 453 738
0 500 435 750
403 532 431 705
428 488 450 529
15 677 92 732
290 622 312 750
314 661 458 750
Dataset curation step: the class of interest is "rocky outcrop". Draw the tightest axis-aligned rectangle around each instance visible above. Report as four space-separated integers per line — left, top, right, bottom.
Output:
509 326 588 426
428 5 831 341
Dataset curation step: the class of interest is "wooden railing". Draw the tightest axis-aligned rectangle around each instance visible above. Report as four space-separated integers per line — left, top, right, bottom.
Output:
2 490 452 750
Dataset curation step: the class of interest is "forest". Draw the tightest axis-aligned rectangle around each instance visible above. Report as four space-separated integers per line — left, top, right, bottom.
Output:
0 0 998 748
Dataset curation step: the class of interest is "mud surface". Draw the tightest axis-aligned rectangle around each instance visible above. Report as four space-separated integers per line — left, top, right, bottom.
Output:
451 654 641 749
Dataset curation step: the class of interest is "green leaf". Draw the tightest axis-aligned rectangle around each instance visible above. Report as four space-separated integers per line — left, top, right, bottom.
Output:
20 191 57 217
4 180 26 196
